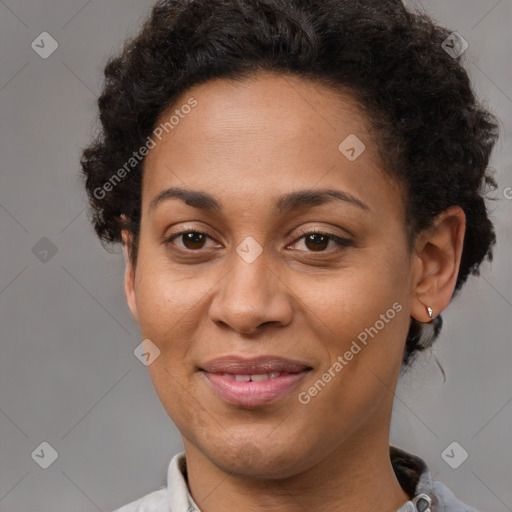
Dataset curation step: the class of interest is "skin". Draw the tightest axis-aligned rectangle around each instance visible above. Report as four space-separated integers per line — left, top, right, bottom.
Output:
121 71 465 512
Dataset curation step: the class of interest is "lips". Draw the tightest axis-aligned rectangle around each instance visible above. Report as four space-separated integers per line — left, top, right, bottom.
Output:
201 356 310 375
200 356 311 408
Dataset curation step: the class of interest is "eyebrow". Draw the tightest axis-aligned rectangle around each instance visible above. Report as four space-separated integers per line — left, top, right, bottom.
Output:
148 187 371 215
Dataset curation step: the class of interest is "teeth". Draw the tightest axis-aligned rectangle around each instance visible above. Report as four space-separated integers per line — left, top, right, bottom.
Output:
226 372 282 381
250 373 268 381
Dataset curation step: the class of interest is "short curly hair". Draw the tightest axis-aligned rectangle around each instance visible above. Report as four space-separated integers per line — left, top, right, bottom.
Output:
81 0 499 369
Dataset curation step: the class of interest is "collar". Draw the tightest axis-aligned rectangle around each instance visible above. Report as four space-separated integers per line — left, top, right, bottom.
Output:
390 445 437 512
166 445 439 512
114 445 478 511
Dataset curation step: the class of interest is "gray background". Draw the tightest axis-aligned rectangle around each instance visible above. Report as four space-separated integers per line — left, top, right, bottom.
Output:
0 0 511 511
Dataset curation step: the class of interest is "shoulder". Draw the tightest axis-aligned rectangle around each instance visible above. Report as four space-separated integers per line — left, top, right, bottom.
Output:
390 445 480 512
110 452 190 512
111 487 169 512
431 480 480 512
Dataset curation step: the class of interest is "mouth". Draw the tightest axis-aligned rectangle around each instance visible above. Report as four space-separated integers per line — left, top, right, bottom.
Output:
199 356 312 408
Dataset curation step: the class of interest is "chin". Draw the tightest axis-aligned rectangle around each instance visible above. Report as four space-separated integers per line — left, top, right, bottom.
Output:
197 429 320 480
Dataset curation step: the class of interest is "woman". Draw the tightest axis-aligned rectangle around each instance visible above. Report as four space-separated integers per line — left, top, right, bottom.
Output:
81 0 499 511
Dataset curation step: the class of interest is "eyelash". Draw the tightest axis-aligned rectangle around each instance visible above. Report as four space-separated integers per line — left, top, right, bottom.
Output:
293 228 350 252
165 228 350 254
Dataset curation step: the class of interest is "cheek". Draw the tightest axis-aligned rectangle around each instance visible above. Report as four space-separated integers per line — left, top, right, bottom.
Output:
296 258 407 341
296 279 409 434
133 255 204 337
296 248 411 394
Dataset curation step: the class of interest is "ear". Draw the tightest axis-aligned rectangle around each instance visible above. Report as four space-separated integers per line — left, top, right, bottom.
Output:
121 229 139 322
410 205 466 323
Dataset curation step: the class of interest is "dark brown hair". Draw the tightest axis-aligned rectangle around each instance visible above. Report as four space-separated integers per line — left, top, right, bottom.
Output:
81 0 499 369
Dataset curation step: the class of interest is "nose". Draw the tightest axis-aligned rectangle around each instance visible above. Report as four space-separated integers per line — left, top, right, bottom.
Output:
208 249 293 335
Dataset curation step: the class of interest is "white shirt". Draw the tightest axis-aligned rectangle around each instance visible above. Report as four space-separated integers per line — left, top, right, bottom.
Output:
111 446 478 512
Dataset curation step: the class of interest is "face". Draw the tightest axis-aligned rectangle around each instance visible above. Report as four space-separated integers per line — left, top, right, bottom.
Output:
124 72 419 478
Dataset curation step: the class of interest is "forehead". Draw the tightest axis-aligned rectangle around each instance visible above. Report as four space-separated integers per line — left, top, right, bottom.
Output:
148 71 371 154
142 71 403 220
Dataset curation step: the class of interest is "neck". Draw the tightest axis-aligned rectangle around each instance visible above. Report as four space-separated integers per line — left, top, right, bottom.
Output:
183 419 411 512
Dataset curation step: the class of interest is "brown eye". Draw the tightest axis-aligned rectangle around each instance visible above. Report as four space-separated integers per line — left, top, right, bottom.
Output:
181 232 207 250
167 231 217 251
304 233 330 251
291 230 350 253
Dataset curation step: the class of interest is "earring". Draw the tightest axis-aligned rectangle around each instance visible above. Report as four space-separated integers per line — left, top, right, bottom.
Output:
426 306 433 319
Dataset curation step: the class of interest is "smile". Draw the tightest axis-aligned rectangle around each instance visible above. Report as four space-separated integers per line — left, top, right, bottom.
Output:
218 372 283 381
199 356 312 408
